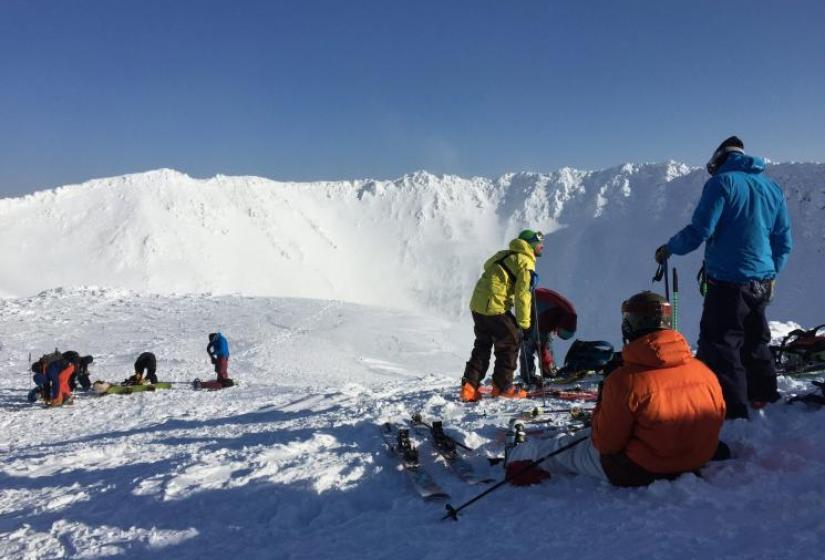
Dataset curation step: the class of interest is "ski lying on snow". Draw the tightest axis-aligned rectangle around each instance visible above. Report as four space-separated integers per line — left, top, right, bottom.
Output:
192 378 238 390
379 422 449 501
525 388 598 401
410 415 493 485
92 381 173 395
477 385 598 401
776 365 825 379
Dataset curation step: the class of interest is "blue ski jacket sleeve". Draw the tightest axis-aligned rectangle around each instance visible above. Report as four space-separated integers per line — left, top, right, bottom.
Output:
666 153 792 283
207 333 230 358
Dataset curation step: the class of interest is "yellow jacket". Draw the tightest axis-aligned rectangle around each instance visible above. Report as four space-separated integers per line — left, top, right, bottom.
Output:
469 239 536 329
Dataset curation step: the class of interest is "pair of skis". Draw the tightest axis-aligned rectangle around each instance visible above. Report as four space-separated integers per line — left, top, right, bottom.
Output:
379 415 492 502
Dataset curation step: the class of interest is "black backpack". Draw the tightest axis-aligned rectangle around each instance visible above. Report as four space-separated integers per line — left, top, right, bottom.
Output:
31 349 63 374
563 340 615 372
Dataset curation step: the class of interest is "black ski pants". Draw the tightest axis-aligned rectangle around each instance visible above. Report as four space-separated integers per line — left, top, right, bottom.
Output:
134 352 158 384
696 278 777 420
463 311 522 391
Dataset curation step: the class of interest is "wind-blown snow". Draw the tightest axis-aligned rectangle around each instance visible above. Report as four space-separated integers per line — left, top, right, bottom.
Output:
1 163 824 559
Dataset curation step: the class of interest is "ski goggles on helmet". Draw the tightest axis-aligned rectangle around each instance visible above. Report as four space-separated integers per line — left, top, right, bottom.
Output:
526 231 544 245
706 145 744 175
557 328 575 340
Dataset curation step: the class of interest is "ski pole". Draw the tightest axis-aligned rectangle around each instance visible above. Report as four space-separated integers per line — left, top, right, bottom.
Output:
442 435 588 521
672 267 679 332
664 257 670 302
531 287 549 408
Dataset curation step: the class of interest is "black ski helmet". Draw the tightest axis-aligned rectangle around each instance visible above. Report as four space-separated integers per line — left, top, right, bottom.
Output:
621 291 672 342
706 135 744 175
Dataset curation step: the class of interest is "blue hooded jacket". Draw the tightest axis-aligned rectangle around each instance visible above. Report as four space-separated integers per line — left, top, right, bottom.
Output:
667 152 792 283
207 332 230 358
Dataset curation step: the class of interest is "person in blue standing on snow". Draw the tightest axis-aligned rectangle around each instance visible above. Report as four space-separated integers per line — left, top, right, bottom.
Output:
207 332 234 387
655 136 792 420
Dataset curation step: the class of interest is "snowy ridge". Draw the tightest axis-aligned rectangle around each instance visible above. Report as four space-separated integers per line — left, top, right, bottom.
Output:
2 161 823 346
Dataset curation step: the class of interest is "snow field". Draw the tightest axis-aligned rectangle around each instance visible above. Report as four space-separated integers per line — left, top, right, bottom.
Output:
1 289 824 559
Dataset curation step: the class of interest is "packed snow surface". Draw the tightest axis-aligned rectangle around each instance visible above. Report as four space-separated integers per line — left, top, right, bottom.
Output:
1 164 824 559
1 289 824 559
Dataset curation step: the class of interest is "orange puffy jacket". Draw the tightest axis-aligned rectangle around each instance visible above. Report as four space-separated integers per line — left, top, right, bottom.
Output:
591 329 726 477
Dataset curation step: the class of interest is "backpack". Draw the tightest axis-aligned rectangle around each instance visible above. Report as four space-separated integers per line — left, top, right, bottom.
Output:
772 325 825 372
34 349 63 373
563 340 615 372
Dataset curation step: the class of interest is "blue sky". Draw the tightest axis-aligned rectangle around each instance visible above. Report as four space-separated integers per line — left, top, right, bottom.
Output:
1 0 823 195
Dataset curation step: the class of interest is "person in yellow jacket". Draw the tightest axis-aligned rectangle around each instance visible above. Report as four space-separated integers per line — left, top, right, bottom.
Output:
460 230 544 401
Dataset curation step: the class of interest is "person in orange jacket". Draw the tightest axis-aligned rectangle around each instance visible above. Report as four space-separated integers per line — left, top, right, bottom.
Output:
30 352 76 406
505 291 726 487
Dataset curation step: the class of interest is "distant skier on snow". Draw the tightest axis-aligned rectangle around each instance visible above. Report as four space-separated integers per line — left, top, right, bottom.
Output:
125 352 158 385
519 288 577 385
207 332 234 386
61 350 94 390
505 291 726 487
29 350 76 406
655 136 793 420
460 230 543 401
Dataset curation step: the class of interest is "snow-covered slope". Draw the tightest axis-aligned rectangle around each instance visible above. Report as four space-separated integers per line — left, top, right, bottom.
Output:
1 162 823 347
1 289 823 559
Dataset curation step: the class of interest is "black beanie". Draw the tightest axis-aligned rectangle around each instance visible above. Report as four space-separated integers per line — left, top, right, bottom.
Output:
715 135 744 153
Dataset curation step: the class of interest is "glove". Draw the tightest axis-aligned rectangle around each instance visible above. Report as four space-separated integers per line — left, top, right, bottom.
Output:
530 271 540 290
655 244 671 264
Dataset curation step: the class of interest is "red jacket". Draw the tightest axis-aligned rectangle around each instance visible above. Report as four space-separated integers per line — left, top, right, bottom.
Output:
591 330 725 484
534 289 577 370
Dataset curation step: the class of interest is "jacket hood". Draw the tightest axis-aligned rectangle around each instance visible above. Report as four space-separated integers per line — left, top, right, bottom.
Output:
508 238 537 260
622 329 692 368
717 152 766 175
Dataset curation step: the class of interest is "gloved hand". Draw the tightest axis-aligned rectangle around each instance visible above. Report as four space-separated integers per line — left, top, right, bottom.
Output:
655 244 671 264
530 271 540 290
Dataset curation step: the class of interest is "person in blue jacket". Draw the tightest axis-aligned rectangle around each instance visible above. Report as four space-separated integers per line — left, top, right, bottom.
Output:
207 332 232 385
655 136 792 419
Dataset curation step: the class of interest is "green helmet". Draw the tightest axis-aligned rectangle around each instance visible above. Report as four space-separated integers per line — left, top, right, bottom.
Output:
518 229 544 247
621 291 672 342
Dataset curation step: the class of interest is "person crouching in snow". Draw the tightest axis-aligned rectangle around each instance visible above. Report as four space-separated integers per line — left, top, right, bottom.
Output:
125 352 158 385
207 332 234 386
519 288 577 385
61 351 94 391
460 230 544 402
506 291 726 487
30 352 76 406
